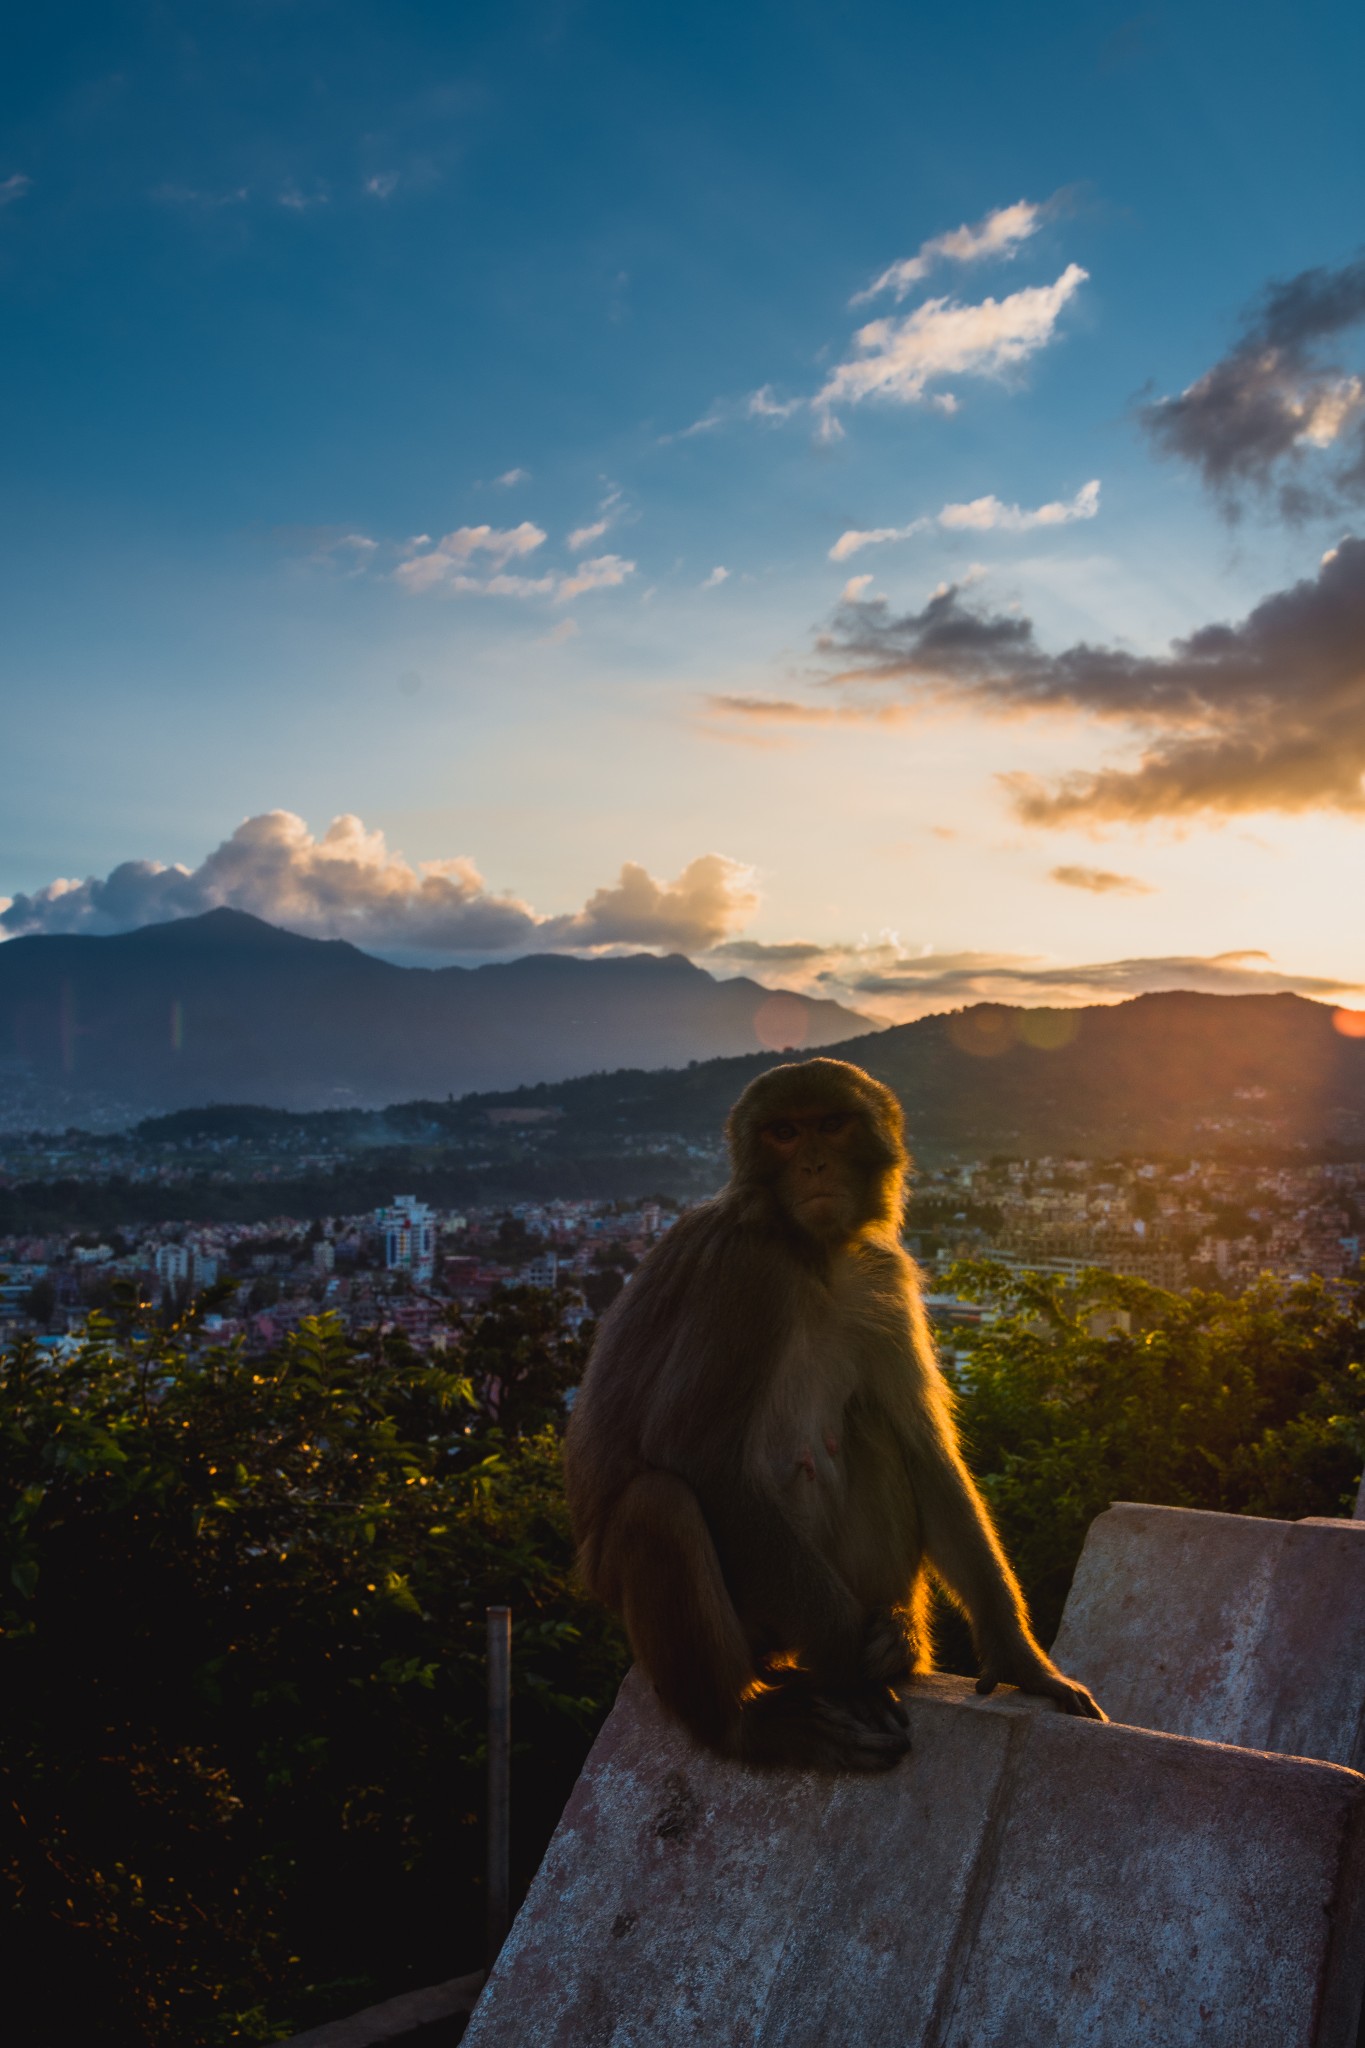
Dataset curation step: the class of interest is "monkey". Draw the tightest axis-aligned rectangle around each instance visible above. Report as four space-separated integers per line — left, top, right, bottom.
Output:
563 1056 1104 1772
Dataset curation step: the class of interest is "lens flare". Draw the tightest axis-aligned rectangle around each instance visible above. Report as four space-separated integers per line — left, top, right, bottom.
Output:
1019 1008 1079 1052
754 992 810 1051
947 1006 1018 1057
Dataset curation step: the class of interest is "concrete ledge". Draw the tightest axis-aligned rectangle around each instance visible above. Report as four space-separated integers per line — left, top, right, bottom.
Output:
1052 1502 1365 1765
463 1669 1365 2048
279 1971 485 2048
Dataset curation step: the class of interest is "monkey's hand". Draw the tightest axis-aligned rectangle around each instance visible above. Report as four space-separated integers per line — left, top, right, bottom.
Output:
975 1641 1106 1722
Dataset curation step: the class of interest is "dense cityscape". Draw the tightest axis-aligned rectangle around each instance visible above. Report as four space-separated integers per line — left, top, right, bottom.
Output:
4 1149 1362 1358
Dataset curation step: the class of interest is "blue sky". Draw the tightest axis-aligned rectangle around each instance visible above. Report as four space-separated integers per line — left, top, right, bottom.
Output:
4 0 1365 1019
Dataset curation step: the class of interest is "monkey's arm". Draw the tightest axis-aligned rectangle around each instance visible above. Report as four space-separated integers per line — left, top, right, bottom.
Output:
905 1411 1105 1722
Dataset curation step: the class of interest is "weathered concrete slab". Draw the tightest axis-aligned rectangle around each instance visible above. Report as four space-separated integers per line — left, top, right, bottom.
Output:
279 1973 485 2048
278 1974 485 2048
463 1669 1365 2048
1051 1502 1365 1766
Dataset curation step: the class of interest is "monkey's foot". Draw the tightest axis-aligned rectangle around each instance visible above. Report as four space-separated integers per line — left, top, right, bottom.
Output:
861 1608 917 1689
741 1674 911 1773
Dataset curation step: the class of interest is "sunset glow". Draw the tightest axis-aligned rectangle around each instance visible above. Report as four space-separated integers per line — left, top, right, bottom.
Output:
1 3 1363 1021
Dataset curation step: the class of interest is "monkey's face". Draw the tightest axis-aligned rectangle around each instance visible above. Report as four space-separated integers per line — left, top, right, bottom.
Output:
759 1107 869 1241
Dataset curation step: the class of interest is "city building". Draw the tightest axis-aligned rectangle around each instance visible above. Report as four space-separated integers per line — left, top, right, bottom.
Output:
376 1196 436 1283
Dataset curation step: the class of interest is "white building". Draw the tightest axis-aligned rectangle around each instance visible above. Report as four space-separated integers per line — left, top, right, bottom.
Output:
155 1244 219 1289
155 1244 191 1286
524 1250 559 1290
376 1196 436 1283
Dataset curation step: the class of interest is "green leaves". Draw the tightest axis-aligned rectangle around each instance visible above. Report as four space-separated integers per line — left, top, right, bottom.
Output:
942 1262 1365 1641
0 1304 624 2046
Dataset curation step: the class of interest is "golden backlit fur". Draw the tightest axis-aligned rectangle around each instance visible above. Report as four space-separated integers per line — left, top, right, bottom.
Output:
563 1057 1102 1770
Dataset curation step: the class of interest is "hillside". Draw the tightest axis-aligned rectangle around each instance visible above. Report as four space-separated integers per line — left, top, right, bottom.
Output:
463 989 1365 1163
0 909 876 1120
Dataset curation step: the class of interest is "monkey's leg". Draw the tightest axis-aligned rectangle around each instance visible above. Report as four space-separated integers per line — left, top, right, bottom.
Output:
610 1470 756 1755
712 1498 912 1771
612 1474 908 1771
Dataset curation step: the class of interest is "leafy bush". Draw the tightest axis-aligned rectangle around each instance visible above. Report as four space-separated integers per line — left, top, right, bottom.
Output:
943 1262 1365 1640
0 1297 626 2045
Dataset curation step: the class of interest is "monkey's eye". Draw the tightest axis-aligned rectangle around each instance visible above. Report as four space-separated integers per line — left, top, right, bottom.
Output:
819 1113 852 1134
768 1120 799 1143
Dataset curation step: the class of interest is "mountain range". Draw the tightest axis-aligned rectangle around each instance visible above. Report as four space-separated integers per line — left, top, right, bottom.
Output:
0 909 877 1118
472 988 1365 1163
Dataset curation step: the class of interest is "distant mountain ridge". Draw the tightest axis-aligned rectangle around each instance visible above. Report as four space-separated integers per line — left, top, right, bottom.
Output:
466 988 1365 1163
0 908 878 1116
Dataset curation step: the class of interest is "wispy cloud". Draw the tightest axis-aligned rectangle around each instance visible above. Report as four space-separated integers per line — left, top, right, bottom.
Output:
567 519 608 551
700 565 729 589
1139 254 1365 518
0 173 34 207
364 172 400 199
830 479 1099 559
706 934 1362 1020
748 385 803 421
152 182 249 209
494 467 530 487
555 553 635 603
1051 865 1155 896
705 694 917 730
817 265 1088 415
851 199 1044 307
277 181 330 212
394 521 547 593
0 813 759 957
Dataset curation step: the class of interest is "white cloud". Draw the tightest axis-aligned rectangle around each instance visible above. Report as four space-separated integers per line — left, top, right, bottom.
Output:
817 264 1088 413
748 385 802 421
939 478 1100 531
829 521 928 562
0 813 759 957
829 479 1099 559
841 573 875 601
852 200 1044 306
394 522 547 593
494 467 530 487
568 518 609 551
700 565 729 589
310 532 379 576
0 173 33 206
555 553 635 603
364 172 399 199
387 522 632 604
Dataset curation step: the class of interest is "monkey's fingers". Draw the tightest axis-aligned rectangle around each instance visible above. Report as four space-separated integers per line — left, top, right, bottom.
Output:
1028 1668 1108 1721
1053 1676 1107 1721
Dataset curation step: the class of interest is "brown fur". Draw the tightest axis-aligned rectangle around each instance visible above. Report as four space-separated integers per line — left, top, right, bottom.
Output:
563 1057 1103 1770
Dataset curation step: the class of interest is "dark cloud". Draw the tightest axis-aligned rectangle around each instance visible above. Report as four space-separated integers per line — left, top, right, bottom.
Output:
813 538 1365 823
707 939 831 966
1137 255 1365 518
844 949 1363 1006
0 813 758 957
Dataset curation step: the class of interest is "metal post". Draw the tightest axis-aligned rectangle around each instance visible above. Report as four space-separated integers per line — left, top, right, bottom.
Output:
486 1605 511 1965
